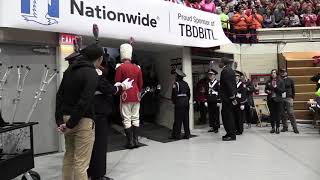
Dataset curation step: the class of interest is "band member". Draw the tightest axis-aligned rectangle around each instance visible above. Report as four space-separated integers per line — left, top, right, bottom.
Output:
88 55 133 180
265 69 285 134
234 70 247 135
242 73 255 128
170 69 191 140
279 69 299 134
206 69 220 133
115 43 143 149
219 58 238 141
195 75 209 124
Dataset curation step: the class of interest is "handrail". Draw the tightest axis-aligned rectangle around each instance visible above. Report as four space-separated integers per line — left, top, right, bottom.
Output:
258 26 320 32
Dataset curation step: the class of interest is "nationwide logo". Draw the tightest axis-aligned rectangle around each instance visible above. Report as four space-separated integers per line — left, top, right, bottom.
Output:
21 0 59 26
70 0 159 28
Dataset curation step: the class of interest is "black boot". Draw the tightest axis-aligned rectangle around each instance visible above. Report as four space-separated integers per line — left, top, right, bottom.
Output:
276 128 280 134
293 127 300 134
168 134 181 140
124 127 134 149
222 135 236 141
0 114 9 127
208 128 214 132
132 126 140 148
281 127 288 132
92 176 114 180
270 128 275 133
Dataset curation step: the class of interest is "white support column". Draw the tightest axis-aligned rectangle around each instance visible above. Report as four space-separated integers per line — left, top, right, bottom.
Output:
56 45 73 152
182 47 194 130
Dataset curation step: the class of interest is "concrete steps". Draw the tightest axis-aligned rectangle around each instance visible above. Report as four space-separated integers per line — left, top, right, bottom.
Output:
295 92 315 101
291 76 313 84
286 59 314 67
293 101 309 110
295 84 316 93
294 110 313 120
279 53 320 120
287 67 320 76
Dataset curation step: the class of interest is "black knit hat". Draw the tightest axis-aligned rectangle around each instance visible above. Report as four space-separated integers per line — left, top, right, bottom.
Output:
220 57 234 65
208 69 218 75
80 43 104 61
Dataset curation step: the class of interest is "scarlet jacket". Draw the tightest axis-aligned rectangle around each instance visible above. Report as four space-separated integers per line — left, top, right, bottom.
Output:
115 60 143 103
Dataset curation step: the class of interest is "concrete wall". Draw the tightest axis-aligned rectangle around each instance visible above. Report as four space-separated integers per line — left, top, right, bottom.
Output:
216 41 320 77
154 48 182 129
0 28 58 46
257 27 320 42
0 43 58 154
0 28 59 154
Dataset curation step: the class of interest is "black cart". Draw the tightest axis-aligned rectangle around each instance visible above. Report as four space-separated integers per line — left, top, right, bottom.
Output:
0 122 40 180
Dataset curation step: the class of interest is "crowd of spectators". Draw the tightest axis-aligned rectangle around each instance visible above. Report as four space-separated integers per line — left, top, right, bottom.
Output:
165 0 320 43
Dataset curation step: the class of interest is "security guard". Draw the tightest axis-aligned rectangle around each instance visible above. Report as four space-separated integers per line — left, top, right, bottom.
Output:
170 69 191 140
234 70 247 135
206 69 220 133
195 76 209 124
219 58 237 141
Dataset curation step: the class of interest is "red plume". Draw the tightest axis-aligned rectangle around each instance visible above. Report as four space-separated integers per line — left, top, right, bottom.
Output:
93 24 99 42
74 36 82 52
129 37 135 45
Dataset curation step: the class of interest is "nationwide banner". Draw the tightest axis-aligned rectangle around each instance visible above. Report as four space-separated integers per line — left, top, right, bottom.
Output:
0 0 231 47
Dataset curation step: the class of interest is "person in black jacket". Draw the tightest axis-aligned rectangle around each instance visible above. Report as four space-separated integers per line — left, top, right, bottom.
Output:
206 69 220 133
219 58 238 141
170 69 191 140
55 43 103 180
234 70 247 135
265 69 285 134
242 73 255 128
87 54 133 180
279 69 299 134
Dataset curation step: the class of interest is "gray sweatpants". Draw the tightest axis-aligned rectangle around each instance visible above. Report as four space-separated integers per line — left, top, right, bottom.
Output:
281 98 298 130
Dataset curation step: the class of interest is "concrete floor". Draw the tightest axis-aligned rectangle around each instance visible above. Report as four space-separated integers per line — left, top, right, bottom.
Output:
29 125 320 180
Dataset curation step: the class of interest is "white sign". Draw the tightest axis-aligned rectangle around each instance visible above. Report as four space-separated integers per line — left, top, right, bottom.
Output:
0 0 231 48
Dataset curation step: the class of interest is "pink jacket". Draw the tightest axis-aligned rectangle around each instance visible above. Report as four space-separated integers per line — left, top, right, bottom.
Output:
200 0 216 13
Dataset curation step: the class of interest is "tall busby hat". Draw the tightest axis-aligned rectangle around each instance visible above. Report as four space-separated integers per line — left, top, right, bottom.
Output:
208 69 218 75
120 37 134 61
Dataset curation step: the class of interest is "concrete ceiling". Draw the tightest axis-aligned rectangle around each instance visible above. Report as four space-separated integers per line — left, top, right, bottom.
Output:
81 36 182 53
